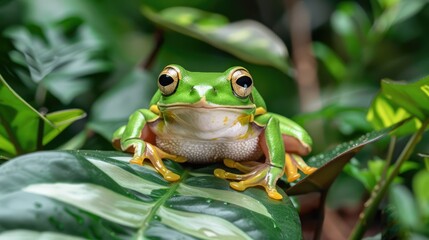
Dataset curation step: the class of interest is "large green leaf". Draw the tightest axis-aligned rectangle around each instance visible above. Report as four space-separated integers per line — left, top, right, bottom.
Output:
312 42 346 83
4 17 110 104
0 75 86 156
286 122 404 195
381 76 429 121
0 150 301 239
367 93 422 136
142 6 289 73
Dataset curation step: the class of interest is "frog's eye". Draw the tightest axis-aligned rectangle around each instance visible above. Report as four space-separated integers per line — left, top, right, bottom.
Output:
229 68 253 98
158 66 180 96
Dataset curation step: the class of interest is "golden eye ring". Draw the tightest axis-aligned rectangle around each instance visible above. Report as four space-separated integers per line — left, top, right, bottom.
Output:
229 67 253 98
158 65 181 96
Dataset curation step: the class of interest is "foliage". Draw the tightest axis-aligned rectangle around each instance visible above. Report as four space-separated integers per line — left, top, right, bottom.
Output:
0 0 429 239
0 75 85 158
0 151 301 239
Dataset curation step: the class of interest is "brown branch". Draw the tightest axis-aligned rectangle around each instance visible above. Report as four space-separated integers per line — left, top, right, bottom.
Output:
285 0 321 113
141 28 164 70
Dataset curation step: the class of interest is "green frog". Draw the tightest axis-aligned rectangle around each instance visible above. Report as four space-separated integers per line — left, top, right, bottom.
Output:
112 65 316 200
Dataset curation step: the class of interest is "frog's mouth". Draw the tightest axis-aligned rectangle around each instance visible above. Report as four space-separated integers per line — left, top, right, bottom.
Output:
158 98 255 111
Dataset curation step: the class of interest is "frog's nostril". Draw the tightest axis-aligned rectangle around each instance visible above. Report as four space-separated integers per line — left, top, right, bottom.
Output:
192 85 215 96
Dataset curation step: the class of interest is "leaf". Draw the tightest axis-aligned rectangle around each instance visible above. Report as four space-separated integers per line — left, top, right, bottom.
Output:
0 150 302 239
390 185 420 229
381 76 429 121
312 42 346 83
43 109 87 145
382 205 411 240
413 170 429 219
4 17 110 104
367 93 422 136
286 121 405 195
293 103 372 135
374 0 429 34
0 75 86 156
344 158 419 191
88 68 156 140
330 2 370 59
142 6 289 73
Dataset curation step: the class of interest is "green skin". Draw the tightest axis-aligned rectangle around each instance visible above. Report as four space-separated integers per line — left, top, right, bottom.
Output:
113 65 316 200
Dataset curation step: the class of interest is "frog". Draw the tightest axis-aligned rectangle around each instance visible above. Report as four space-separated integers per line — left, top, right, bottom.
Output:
112 64 317 200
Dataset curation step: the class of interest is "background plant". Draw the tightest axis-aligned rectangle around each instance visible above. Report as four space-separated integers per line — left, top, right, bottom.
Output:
1 0 429 239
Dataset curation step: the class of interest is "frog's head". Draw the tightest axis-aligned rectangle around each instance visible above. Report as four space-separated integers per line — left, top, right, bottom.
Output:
155 64 256 114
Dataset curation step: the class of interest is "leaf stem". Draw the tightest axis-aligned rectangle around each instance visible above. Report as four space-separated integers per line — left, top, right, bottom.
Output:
285 0 321 113
137 168 188 238
36 108 47 151
141 28 164 70
35 84 47 108
313 190 328 240
380 136 396 181
349 119 429 239
0 114 23 155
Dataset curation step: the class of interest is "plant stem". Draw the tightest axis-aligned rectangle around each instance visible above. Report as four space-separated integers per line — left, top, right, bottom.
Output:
349 119 429 239
0 114 23 155
141 28 164 70
313 190 328 240
36 108 47 151
380 136 396 181
285 0 321 113
35 84 47 108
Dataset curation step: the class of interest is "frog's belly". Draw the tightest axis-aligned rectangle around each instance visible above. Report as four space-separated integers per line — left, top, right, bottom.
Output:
156 137 263 163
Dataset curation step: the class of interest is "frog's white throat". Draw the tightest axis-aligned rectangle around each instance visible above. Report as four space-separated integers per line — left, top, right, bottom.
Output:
152 105 253 141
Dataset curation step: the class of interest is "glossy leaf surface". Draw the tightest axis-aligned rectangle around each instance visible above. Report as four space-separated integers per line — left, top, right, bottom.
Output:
0 75 85 157
381 76 429 121
367 93 421 136
286 122 403 195
142 7 289 73
0 150 301 239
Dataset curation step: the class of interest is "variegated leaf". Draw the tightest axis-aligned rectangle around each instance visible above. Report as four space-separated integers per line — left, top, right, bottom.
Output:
0 150 301 239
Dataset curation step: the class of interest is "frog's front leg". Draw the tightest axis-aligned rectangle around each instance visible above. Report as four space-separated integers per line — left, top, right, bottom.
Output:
214 116 285 200
115 108 186 181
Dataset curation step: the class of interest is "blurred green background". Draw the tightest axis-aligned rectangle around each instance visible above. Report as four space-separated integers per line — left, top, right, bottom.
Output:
1 0 429 238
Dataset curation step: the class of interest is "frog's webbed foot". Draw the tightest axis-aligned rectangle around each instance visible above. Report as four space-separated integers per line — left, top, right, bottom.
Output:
214 159 284 200
285 153 317 182
129 141 187 182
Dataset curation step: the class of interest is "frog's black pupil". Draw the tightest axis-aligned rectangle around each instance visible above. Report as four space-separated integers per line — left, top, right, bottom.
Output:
236 76 252 88
159 74 174 86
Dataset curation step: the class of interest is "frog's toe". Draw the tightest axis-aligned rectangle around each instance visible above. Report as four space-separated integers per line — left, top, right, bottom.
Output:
302 166 317 175
129 143 182 182
164 170 181 182
214 168 227 178
216 164 283 200
130 156 144 165
214 168 251 181
229 181 246 191
222 159 261 173
267 188 283 200
287 173 301 182
159 151 187 163
223 159 236 168
171 155 187 163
